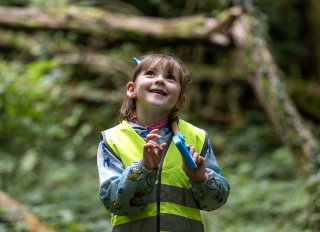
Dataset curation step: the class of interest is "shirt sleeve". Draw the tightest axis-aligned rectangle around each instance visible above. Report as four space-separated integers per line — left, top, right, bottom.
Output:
189 137 230 211
97 140 158 216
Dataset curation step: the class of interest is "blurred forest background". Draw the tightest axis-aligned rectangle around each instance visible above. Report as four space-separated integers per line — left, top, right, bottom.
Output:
0 0 320 231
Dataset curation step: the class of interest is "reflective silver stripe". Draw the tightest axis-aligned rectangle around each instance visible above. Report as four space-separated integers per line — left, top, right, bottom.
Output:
146 187 157 203
112 214 204 232
112 216 157 232
146 184 199 209
160 213 204 232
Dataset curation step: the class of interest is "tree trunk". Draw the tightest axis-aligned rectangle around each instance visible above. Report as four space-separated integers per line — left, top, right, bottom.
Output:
231 13 320 231
231 14 320 173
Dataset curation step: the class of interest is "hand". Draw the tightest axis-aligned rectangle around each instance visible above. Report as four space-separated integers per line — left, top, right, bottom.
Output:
142 129 166 170
182 145 206 183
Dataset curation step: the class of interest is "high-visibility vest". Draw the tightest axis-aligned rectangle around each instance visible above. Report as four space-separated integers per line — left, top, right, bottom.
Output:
102 119 207 232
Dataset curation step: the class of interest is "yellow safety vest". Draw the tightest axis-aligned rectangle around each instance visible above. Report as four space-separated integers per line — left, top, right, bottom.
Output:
102 119 207 232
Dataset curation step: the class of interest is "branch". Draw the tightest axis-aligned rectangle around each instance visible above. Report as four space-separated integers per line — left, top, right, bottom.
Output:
0 6 242 44
63 85 124 103
55 53 132 81
0 28 83 56
0 190 55 232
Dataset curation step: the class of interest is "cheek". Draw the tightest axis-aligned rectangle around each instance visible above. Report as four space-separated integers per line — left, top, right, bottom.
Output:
174 85 182 99
173 85 184 106
134 80 146 93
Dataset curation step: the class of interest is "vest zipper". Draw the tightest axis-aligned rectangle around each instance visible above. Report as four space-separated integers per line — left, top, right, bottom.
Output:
156 135 172 232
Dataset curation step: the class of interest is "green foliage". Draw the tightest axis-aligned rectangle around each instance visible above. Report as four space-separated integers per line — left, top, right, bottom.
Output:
196 112 314 231
0 60 67 154
253 0 313 79
0 60 78 210
201 131 311 231
307 172 320 228
0 0 319 231
203 175 312 232
0 59 113 231
288 80 320 121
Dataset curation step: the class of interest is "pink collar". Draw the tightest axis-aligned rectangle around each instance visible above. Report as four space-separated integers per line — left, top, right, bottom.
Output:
146 118 169 131
130 116 169 131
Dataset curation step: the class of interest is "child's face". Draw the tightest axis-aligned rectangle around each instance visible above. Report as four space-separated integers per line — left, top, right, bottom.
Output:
127 65 182 117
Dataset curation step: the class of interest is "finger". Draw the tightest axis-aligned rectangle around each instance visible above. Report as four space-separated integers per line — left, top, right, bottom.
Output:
198 156 205 164
189 145 195 156
181 157 188 170
146 133 161 140
146 133 161 142
197 156 206 167
193 152 199 164
156 143 167 155
146 140 164 151
149 140 164 150
195 155 203 165
155 147 165 156
144 143 157 150
160 143 166 149
149 129 159 134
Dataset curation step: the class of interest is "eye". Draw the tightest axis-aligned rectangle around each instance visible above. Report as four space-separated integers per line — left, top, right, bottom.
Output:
167 75 176 81
145 70 155 76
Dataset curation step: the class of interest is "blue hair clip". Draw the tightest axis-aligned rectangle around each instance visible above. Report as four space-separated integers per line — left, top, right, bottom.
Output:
133 57 141 65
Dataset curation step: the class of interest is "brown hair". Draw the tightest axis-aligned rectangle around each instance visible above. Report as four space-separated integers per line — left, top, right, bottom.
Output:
119 54 190 122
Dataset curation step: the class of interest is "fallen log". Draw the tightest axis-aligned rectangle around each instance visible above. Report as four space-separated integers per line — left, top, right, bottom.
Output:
0 6 241 44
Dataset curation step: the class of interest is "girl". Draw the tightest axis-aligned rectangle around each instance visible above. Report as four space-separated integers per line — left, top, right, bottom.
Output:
97 54 230 232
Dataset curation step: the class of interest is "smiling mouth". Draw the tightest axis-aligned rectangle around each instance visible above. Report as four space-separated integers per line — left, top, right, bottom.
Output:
149 89 167 96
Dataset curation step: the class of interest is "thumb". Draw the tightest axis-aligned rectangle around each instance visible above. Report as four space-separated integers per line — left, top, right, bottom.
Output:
182 157 187 170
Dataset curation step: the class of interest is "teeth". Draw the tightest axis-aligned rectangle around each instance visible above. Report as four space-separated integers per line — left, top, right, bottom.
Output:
150 89 166 95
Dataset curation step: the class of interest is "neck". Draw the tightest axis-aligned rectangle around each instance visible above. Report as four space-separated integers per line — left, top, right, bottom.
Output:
136 107 169 127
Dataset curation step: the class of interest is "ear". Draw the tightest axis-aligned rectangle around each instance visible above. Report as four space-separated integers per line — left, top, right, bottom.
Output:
176 94 187 109
181 94 187 106
126 81 136 98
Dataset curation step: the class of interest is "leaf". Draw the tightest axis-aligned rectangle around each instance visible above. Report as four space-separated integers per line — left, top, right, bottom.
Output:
19 150 39 173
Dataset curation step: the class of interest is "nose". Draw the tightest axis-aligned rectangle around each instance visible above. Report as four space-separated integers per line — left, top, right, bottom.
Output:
154 74 165 86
